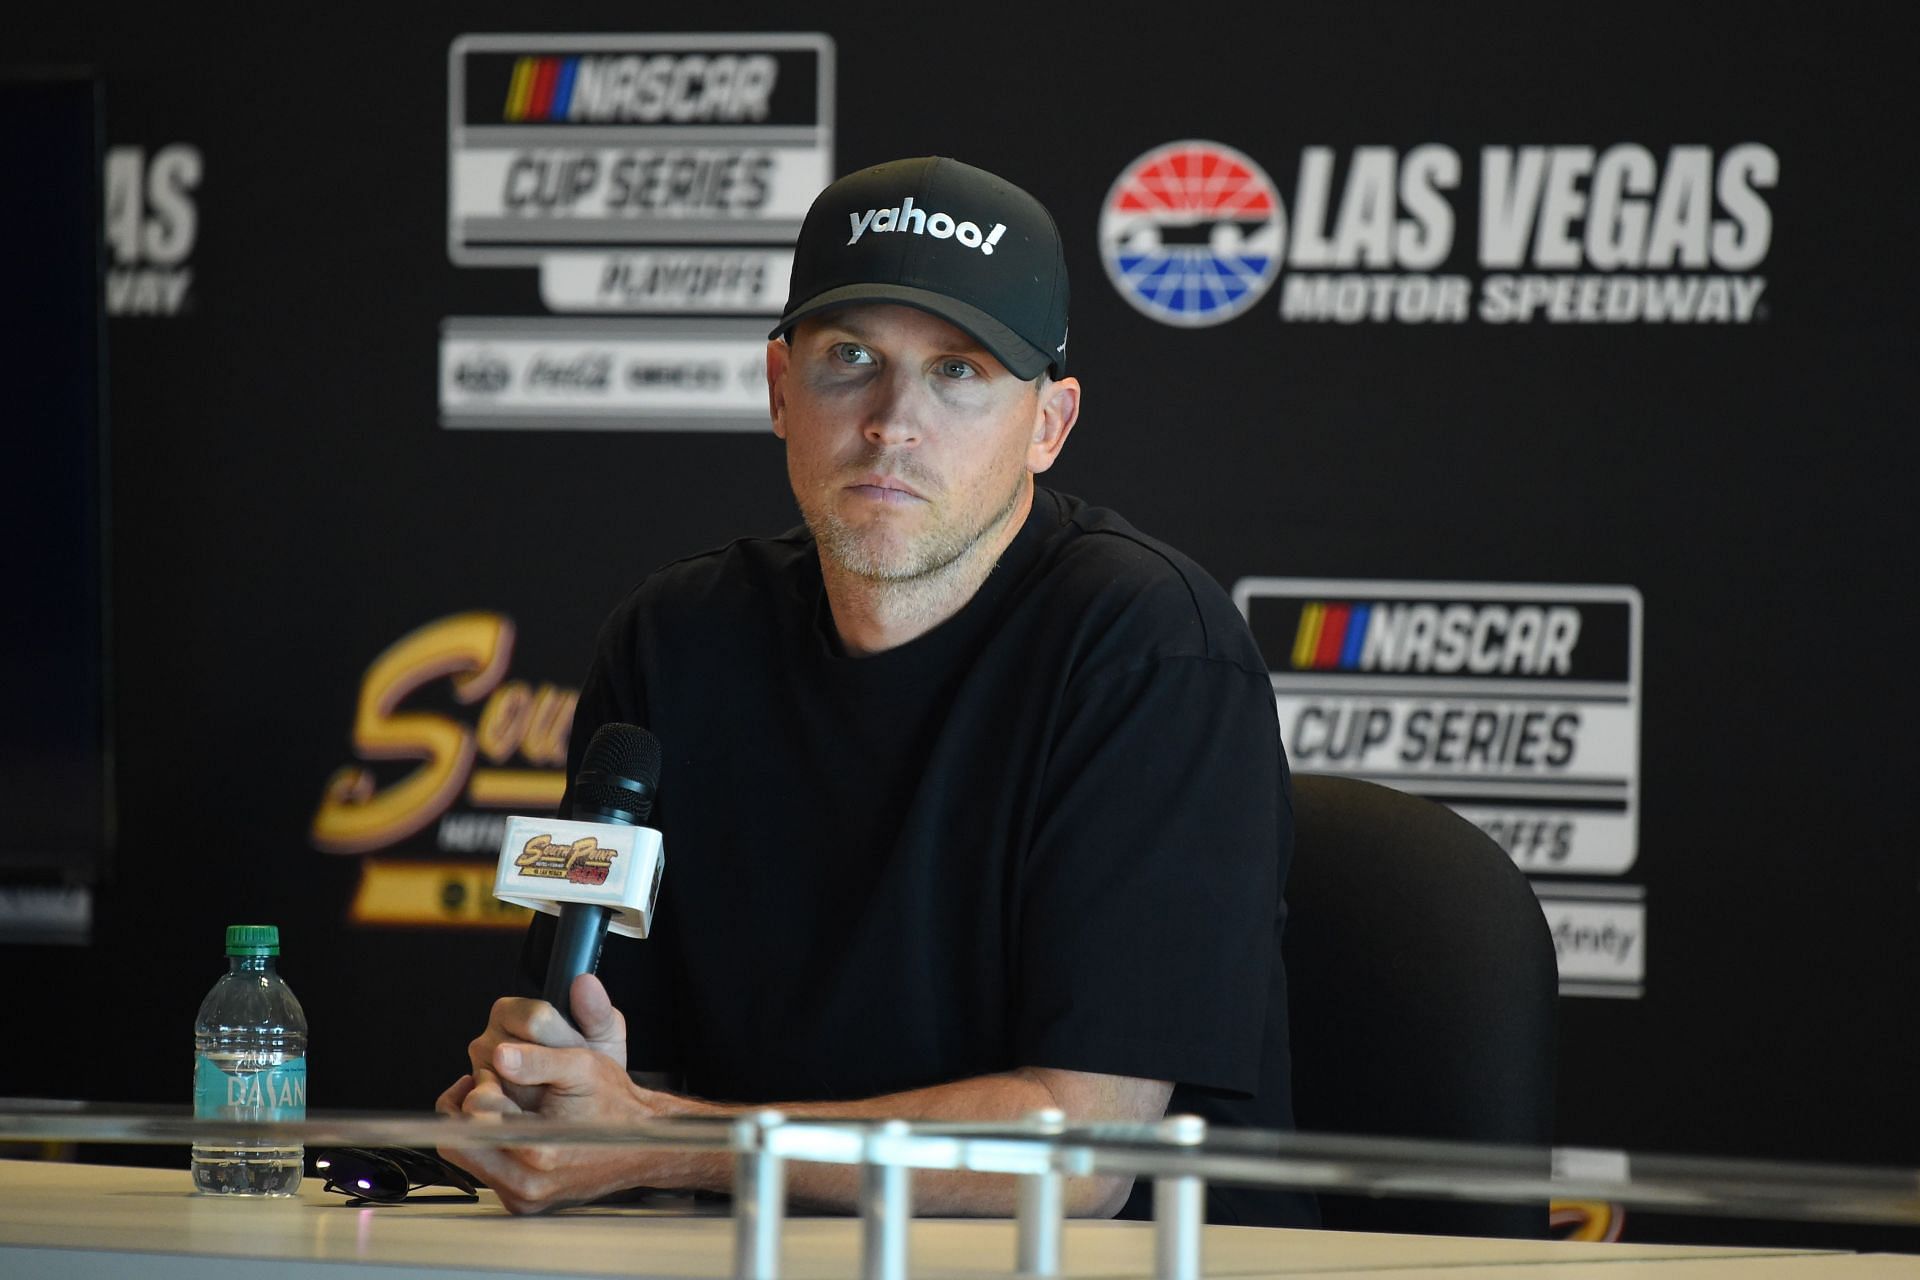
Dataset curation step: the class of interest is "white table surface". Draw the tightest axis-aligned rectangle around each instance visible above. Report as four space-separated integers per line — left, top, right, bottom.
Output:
2 1157 1911 1279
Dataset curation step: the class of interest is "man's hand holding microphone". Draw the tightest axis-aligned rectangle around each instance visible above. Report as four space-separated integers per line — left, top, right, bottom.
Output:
435 725 710 1213
436 972 711 1214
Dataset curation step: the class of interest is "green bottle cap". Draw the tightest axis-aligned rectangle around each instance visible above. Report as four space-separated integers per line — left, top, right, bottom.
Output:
225 924 280 956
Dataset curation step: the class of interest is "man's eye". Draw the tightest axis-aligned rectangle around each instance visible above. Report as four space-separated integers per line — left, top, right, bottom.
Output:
938 359 977 379
833 342 874 366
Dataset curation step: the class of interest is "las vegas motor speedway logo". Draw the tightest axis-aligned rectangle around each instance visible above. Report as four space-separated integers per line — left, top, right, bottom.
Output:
105 143 202 318
1099 141 1285 327
1100 139 1777 325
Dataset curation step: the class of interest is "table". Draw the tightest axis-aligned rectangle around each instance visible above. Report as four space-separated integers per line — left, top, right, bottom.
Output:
5 1158 1916 1279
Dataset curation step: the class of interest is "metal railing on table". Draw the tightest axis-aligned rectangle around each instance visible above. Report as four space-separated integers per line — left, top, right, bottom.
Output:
2 1098 1917 1280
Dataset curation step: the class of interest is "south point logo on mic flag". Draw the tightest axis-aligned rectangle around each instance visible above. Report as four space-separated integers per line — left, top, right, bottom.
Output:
494 814 665 939
515 833 618 885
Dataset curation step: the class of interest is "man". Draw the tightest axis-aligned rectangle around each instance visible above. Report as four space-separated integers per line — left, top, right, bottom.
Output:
439 156 1306 1226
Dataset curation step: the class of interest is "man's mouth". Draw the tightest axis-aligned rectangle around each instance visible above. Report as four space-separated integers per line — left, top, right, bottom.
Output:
846 474 926 503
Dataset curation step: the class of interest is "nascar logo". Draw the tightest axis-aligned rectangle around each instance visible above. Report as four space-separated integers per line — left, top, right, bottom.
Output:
1293 601 1372 670
1293 600 1581 675
502 54 776 123
1098 140 1285 327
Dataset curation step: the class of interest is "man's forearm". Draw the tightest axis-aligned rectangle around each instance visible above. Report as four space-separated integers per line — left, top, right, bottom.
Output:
649 1067 1166 1217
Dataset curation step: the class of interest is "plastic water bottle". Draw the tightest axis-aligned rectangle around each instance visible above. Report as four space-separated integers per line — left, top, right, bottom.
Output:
192 924 308 1195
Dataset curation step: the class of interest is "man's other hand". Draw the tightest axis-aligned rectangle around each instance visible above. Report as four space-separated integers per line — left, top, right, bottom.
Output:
435 974 704 1214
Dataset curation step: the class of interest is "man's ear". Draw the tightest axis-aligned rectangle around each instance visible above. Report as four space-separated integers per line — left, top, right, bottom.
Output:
766 339 792 440
1026 375 1081 475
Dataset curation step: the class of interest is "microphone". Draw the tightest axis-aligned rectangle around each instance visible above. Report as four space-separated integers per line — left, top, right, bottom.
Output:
492 723 665 1029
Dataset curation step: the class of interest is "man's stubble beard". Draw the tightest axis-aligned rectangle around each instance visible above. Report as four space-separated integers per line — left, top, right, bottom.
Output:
804 462 1027 585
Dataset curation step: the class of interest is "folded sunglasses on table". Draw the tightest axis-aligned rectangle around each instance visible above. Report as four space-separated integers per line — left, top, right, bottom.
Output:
315 1147 479 1205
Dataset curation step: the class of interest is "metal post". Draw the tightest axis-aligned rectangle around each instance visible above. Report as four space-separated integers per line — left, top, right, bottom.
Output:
859 1119 913 1280
733 1110 787 1280
1015 1108 1065 1276
1152 1115 1206 1280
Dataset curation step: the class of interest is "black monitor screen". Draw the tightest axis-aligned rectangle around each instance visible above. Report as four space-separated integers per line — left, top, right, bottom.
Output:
0 72 110 893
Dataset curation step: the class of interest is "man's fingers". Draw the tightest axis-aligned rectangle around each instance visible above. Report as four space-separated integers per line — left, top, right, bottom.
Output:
461 1072 526 1117
526 998 588 1049
473 1060 546 1113
493 1042 604 1096
435 1075 475 1116
438 1130 514 1188
569 973 626 1047
488 996 586 1050
437 1140 493 1186
493 1042 565 1089
437 1139 559 1215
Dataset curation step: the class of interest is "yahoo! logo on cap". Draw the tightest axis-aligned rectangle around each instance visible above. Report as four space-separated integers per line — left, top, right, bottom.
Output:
847 196 1008 255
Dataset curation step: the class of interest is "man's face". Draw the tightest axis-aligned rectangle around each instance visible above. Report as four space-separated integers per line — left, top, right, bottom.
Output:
767 303 1073 582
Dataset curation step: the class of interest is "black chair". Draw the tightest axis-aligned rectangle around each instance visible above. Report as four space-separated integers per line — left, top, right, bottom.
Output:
1284 774 1558 1238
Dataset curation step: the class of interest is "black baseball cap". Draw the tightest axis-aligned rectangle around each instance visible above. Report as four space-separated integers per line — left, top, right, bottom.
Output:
769 156 1070 380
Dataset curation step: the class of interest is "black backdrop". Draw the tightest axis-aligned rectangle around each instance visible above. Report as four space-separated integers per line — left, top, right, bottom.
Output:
7 3 1917 1249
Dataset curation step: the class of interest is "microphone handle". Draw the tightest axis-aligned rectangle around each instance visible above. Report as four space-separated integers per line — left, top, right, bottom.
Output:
540 800 641 1028
542 903 612 1028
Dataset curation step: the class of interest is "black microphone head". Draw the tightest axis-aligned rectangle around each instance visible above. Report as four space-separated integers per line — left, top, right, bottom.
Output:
569 723 662 824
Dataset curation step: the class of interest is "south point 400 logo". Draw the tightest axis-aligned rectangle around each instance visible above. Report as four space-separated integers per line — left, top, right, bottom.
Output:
515 833 616 885
1099 139 1777 326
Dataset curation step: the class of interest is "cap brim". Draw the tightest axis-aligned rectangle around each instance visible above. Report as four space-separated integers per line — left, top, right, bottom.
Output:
768 284 1052 381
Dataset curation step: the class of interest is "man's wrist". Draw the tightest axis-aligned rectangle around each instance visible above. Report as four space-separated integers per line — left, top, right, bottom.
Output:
620 1079 732 1194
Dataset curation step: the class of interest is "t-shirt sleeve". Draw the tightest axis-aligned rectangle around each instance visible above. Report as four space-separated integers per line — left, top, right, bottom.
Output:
1014 653 1286 1096
551 600 652 823
515 597 684 1076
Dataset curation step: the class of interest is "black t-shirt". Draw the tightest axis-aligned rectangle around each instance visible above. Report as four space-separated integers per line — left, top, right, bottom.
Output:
525 487 1310 1225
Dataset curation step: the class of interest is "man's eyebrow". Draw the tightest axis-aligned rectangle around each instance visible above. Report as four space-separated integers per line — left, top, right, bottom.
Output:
820 314 887 344
815 314 993 359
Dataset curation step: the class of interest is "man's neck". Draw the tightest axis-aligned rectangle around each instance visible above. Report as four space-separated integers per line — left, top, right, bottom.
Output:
822 482 1035 656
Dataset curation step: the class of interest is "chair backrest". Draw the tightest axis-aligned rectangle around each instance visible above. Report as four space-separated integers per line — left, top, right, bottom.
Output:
1285 774 1558 1238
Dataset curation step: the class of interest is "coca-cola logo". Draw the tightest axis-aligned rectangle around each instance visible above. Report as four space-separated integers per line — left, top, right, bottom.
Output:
528 352 612 391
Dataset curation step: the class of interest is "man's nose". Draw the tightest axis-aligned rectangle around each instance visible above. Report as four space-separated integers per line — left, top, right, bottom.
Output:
862 370 922 447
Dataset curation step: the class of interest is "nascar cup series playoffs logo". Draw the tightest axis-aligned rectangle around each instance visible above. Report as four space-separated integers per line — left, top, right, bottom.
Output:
1099 141 1285 327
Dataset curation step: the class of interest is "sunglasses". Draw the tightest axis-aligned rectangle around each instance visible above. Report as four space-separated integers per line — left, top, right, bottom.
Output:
315 1147 480 1205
